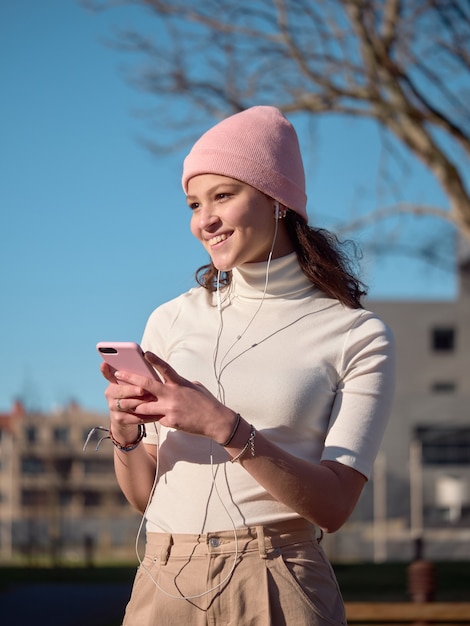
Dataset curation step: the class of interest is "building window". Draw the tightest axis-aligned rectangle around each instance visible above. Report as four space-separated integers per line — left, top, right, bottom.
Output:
59 490 73 507
432 327 455 352
416 426 470 465
53 427 70 443
21 456 45 474
54 458 72 479
431 381 457 393
25 426 38 443
21 489 49 506
83 491 101 507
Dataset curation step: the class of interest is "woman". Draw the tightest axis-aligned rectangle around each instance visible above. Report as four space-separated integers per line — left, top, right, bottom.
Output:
100 106 395 625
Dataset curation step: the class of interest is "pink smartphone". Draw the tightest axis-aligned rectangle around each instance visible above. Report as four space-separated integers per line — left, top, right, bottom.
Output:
96 342 159 382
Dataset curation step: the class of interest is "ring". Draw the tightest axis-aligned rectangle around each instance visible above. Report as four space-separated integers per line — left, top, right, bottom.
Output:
116 398 122 411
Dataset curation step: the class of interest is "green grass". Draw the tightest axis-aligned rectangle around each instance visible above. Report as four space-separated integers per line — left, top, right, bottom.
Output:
1 561 469 601
334 561 470 602
0 564 136 591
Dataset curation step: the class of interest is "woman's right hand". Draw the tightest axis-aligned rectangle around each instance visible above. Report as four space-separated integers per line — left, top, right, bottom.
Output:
100 361 157 446
99 362 160 514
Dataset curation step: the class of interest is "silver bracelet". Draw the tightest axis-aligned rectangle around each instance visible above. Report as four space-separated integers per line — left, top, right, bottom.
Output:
230 425 256 463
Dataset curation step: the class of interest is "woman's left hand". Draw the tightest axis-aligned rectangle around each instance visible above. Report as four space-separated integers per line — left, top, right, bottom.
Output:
113 351 237 444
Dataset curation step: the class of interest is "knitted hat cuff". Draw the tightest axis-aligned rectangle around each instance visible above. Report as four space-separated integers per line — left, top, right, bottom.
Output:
183 149 307 220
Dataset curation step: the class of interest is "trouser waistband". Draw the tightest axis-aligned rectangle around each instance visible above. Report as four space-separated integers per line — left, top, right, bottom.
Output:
145 518 322 565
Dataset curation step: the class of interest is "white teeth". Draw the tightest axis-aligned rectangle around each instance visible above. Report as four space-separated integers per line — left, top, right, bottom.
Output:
209 233 228 245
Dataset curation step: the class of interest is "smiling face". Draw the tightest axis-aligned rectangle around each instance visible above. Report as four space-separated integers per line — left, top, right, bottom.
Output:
187 174 294 271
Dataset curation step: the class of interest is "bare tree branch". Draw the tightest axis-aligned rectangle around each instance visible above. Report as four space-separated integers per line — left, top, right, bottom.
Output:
337 202 455 235
82 0 470 251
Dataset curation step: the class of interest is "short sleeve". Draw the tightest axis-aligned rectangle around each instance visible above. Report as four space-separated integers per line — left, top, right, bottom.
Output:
321 313 395 479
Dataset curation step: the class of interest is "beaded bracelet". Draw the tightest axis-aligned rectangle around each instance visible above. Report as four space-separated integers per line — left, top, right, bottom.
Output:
230 425 256 463
221 413 241 447
109 423 146 452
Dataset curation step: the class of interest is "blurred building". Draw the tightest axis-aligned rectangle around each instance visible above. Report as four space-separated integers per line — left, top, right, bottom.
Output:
333 243 470 562
0 401 141 564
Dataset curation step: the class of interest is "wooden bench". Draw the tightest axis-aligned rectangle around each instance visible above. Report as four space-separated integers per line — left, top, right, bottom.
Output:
345 602 470 625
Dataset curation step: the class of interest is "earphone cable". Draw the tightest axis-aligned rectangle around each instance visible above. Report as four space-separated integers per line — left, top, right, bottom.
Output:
135 214 281 600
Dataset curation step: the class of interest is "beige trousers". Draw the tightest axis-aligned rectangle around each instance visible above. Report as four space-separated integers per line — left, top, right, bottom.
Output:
122 519 347 626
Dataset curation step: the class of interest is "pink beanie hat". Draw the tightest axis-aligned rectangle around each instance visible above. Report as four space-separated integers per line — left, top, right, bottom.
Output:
182 106 308 222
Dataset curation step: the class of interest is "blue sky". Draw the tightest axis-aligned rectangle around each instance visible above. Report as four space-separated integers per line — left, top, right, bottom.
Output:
1 1 458 413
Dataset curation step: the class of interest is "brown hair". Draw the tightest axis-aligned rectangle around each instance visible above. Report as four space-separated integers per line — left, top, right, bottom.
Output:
195 211 367 309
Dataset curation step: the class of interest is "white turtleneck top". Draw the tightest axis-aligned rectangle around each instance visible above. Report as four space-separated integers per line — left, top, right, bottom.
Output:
141 253 395 533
